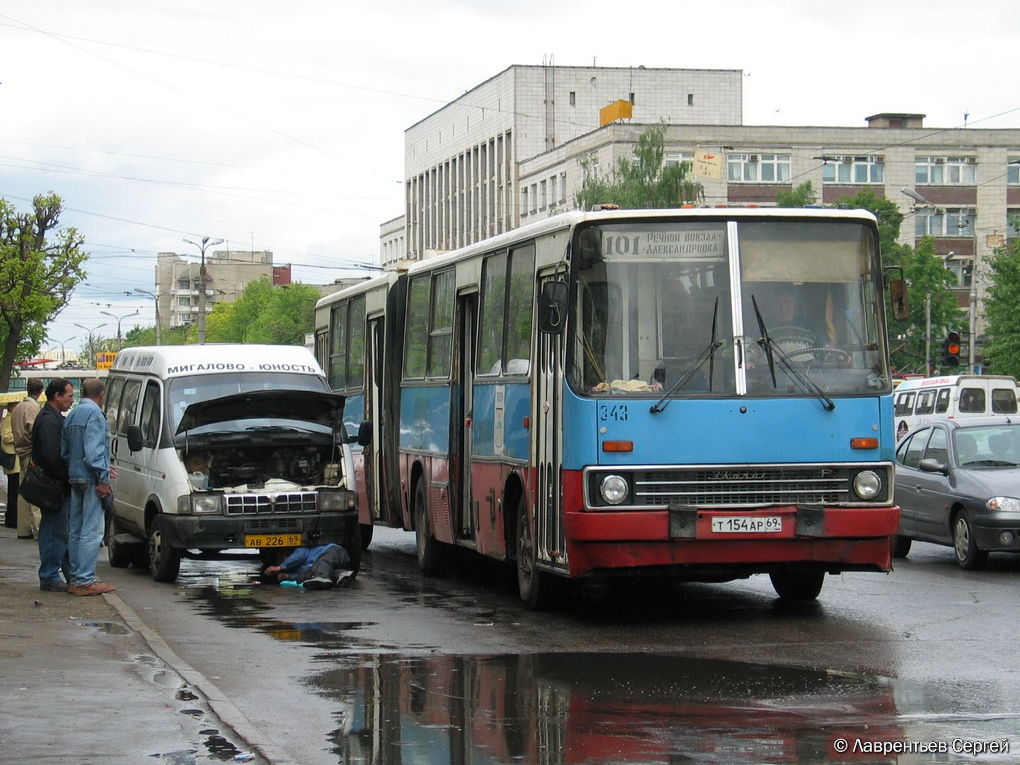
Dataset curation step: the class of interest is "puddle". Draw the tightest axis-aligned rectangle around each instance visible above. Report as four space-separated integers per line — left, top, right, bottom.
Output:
81 620 132 635
305 652 1020 764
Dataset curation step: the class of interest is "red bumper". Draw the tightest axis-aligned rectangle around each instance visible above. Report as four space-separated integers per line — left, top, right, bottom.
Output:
563 505 900 577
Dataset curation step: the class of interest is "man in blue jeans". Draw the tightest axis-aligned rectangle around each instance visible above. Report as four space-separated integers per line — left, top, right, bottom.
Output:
61 378 116 596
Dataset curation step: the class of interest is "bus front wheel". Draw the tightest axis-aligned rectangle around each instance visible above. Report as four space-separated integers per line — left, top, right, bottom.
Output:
516 496 555 610
769 569 824 601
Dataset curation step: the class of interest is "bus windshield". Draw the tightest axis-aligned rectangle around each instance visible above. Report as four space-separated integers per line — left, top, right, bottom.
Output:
569 219 889 399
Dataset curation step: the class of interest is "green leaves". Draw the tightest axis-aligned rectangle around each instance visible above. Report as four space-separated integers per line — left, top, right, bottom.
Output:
574 124 704 211
0 193 88 389
981 238 1020 376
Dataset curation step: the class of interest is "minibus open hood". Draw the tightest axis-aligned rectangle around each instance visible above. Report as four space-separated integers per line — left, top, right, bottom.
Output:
175 389 346 435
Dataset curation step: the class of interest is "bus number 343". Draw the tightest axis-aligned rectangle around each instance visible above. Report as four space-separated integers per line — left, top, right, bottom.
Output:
599 405 629 421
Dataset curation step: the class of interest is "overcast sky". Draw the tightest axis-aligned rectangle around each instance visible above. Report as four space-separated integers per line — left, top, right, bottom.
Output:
1 0 1017 359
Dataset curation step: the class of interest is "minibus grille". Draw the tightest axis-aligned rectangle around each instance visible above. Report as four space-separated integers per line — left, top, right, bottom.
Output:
633 467 850 507
224 492 318 515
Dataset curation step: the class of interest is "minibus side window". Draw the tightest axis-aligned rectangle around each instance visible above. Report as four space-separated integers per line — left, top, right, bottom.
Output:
934 388 951 413
959 387 985 413
991 388 1018 414
139 381 162 448
105 377 124 435
894 391 915 416
119 380 142 436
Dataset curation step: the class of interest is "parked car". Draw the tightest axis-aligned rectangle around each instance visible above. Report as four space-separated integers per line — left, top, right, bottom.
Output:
893 417 1020 569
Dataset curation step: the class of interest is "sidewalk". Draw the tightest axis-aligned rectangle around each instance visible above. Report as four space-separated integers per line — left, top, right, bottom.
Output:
0 523 260 764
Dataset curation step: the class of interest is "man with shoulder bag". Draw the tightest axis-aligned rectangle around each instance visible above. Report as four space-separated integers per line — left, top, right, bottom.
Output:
26 378 74 592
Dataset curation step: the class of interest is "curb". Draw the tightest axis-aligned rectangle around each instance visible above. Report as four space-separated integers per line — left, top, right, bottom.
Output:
102 591 301 765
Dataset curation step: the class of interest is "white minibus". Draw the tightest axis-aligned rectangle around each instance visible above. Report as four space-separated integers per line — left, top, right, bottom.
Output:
893 374 1019 440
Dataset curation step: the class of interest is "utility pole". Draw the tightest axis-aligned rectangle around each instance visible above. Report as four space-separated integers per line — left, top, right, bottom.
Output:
183 236 224 344
74 323 108 366
131 288 162 345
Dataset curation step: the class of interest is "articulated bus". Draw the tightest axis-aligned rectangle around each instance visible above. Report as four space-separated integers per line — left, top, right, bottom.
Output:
315 208 904 607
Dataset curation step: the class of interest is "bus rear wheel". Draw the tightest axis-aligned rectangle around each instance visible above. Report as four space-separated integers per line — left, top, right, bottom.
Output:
414 480 443 576
769 569 824 601
516 496 555 610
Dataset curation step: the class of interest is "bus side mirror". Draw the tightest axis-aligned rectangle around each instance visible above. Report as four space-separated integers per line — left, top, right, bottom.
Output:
357 420 372 447
126 425 144 453
890 278 909 320
538 281 568 335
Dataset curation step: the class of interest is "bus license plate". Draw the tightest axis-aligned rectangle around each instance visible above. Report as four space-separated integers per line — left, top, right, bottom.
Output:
245 533 303 548
711 516 782 534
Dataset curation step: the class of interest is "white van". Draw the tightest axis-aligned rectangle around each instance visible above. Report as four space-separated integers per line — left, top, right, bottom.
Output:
103 344 359 582
893 374 1019 440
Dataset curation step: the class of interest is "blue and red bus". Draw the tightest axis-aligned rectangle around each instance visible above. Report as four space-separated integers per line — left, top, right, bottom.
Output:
315 208 903 607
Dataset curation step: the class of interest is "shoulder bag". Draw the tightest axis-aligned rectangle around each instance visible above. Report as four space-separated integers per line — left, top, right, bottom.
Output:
19 461 66 512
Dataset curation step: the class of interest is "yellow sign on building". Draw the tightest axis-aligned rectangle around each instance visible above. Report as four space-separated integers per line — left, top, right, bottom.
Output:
599 99 633 126
693 150 723 180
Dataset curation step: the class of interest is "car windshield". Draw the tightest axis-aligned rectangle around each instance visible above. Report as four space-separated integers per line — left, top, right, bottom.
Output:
168 373 330 435
569 219 889 398
954 424 1020 467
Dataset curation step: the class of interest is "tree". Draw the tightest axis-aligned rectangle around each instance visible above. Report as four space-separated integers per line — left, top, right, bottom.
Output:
122 324 193 348
574 123 703 210
980 236 1020 376
204 279 320 345
775 181 817 207
0 193 88 389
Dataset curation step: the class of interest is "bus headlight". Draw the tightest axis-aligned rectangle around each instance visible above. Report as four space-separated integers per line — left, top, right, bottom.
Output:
600 474 629 505
853 470 882 501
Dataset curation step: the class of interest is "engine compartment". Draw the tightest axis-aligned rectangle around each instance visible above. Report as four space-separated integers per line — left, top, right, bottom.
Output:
181 445 334 490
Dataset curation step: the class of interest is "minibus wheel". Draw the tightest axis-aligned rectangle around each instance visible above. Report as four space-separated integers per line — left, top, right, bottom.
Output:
105 513 133 569
148 516 182 583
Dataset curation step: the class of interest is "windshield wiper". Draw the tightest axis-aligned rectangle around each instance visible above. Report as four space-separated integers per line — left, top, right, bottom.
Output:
751 295 835 411
650 298 721 414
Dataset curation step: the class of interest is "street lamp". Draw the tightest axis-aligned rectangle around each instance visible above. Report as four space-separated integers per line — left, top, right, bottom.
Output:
182 235 224 344
74 323 108 367
129 289 161 345
100 309 140 350
50 336 76 366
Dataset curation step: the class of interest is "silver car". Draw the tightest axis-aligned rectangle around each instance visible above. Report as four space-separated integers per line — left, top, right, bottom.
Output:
893 417 1020 569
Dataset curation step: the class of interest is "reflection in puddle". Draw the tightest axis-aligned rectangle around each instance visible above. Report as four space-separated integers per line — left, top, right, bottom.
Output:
309 653 902 764
81 620 132 635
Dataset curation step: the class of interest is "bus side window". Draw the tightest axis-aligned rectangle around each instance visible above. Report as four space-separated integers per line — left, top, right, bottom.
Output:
959 387 985 413
894 392 915 416
105 377 124 435
991 388 1018 414
119 380 143 436
934 388 951 414
139 381 162 448
915 390 935 415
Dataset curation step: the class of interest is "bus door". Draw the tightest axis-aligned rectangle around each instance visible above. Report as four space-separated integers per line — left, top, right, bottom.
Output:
535 276 567 573
365 317 384 524
453 294 476 540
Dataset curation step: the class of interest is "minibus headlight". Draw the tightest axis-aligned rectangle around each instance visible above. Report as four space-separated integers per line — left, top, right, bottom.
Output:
319 489 357 511
986 496 1020 513
853 470 882 501
600 474 629 505
178 494 223 515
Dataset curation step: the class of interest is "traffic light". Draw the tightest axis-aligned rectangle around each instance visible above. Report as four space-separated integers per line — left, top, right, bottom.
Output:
943 331 962 367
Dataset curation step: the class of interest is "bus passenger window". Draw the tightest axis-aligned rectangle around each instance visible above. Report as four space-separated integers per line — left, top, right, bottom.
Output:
959 388 985 413
934 388 950 413
991 388 1018 414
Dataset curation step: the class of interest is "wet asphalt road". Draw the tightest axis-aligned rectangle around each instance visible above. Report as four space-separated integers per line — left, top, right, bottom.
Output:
98 528 1020 764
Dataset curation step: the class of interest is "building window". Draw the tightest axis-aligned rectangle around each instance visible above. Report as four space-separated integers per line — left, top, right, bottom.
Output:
521 187 529 217
665 152 695 170
822 155 885 184
177 297 191 307
727 153 791 183
540 180 547 210
177 278 190 290
549 175 557 206
530 183 538 214
1008 158 1020 185
1007 209 1020 237
915 156 976 185
569 91 576 106
687 93 694 106
945 258 973 287
629 92 635 104
915 207 976 237
560 172 567 203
